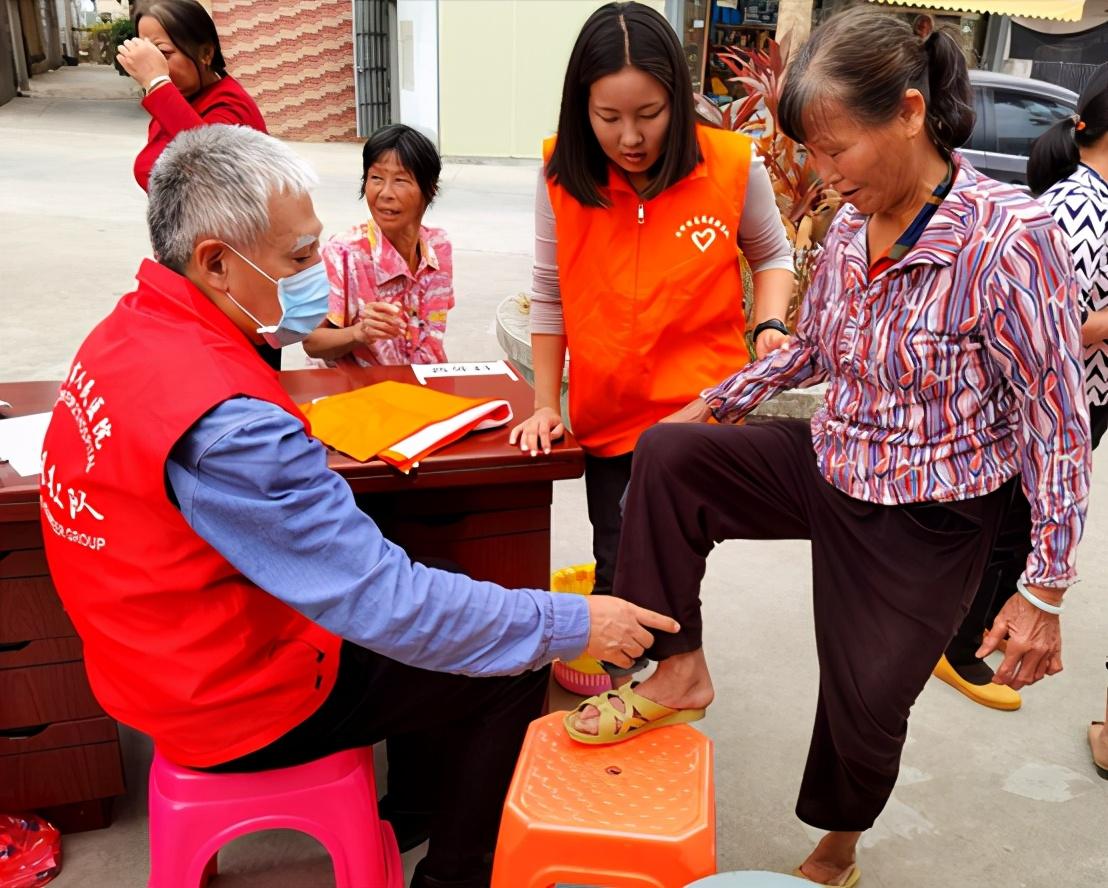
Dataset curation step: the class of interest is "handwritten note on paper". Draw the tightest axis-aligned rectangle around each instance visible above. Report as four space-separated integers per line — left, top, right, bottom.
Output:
0 412 51 477
412 360 519 386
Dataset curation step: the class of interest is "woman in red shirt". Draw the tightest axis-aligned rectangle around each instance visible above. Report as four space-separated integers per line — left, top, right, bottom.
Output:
118 0 275 367
117 0 267 192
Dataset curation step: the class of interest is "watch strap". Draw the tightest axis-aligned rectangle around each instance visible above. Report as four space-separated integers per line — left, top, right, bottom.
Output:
752 318 789 342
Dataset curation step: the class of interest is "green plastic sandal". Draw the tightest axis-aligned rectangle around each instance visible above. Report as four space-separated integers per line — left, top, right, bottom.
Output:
563 683 706 746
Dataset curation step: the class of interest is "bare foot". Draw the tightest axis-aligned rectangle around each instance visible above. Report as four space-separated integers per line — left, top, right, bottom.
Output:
797 831 860 886
570 648 715 736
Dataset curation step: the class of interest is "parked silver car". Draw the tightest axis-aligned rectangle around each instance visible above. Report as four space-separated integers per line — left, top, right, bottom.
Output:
962 69 1078 187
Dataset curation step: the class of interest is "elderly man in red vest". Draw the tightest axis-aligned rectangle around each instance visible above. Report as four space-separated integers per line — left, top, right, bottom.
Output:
39 125 675 888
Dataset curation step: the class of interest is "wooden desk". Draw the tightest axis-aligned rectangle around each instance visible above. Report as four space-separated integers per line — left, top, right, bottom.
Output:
0 367 583 831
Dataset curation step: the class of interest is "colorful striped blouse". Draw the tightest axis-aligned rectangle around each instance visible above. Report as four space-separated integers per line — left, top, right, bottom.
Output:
702 158 1090 589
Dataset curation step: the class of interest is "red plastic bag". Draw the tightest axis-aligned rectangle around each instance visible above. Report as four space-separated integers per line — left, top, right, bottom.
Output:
0 815 62 888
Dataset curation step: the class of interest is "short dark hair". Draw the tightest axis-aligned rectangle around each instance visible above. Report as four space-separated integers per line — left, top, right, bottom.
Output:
133 0 227 79
779 6 974 158
547 1 700 208
1028 62 1108 195
359 124 442 207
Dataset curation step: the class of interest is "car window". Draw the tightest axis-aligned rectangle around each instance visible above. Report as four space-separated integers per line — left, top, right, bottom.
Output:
993 89 1075 156
967 86 989 151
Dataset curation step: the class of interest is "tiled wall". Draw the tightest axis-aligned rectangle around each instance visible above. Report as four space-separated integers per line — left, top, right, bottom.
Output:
212 0 357 141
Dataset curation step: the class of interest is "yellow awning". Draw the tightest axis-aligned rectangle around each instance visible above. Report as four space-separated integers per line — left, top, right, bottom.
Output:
872 1 1086 21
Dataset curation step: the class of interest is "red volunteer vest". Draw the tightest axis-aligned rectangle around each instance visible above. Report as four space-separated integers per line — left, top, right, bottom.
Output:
545 126 753 456
39 260 342 767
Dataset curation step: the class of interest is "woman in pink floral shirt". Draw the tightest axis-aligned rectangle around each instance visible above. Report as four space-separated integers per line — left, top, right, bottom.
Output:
304 125 454 367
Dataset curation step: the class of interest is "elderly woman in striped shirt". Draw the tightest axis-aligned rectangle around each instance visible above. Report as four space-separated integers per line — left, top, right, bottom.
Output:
564 8 1090 886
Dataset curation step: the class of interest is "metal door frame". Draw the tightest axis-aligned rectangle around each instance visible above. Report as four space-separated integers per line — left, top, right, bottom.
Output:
353 0 397 137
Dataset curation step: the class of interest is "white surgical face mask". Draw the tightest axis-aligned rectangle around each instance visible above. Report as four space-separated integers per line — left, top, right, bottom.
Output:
223 244 330 348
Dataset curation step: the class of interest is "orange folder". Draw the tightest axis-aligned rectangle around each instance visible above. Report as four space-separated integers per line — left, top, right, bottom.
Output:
299 380 513 473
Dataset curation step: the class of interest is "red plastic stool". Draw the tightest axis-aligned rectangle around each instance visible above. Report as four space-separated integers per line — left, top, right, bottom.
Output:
147 746 402 888
491 711 715 888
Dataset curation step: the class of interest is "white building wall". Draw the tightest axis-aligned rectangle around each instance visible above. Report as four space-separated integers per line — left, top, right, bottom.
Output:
397 0 440 146
436 0 666 159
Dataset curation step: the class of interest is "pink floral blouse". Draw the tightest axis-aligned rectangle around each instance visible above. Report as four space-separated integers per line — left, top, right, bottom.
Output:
320 218 454 367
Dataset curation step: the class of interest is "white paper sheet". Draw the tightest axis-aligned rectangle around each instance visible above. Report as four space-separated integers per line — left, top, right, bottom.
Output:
412 360 518 385
0 412 50 477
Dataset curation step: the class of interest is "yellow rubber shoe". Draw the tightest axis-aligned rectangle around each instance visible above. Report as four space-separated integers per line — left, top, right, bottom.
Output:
932 654 1021 711
793 864 861 887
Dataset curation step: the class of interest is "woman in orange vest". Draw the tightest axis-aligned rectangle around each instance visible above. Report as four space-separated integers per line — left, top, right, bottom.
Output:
509 0 795 656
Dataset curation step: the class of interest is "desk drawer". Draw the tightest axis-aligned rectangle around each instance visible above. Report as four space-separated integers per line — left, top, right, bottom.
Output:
0 661 103 729
0 715 118 756
0 576 74 643
0 521 43 551
0 740 126 810
0 637 82 670
0 548 49 579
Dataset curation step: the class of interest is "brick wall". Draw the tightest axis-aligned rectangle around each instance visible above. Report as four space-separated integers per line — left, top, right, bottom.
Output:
211 0 358 141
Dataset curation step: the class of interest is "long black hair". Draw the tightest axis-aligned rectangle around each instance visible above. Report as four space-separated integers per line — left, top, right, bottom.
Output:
133 0 228 79
1028 63 1108 195
547 1 700 207
779 6 974 158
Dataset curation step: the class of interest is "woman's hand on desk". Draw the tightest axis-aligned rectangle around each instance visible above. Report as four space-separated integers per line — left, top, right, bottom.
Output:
509 406 565 456
585 596 680 668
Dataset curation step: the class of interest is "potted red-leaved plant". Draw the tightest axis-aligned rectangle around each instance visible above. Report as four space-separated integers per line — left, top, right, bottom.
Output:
696 36 841 333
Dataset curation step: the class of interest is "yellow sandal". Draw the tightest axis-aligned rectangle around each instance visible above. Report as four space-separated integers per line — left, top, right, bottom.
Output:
563 683 705 746
793 864 861 887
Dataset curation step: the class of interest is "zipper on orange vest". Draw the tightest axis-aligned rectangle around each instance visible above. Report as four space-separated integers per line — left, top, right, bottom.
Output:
637 201 645 224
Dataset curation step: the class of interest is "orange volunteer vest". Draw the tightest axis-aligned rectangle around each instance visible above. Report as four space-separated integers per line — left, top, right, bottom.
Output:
39 260 342 767
544 126 753 456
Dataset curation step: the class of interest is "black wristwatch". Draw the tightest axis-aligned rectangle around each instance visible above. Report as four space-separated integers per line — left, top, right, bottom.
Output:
752 318 789 343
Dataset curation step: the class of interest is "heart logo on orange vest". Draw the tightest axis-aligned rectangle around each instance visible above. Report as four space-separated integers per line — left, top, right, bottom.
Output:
691 228 717 253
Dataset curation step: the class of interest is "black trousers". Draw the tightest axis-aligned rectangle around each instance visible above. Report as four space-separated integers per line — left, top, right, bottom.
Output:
612 420 1010 831
207 642 549 885
583 452 634 596
946 401 1108 664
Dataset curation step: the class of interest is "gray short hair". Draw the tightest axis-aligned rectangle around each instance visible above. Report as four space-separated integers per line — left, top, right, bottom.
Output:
147 125 319 272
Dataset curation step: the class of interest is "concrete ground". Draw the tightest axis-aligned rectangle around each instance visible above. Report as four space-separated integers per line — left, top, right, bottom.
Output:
1 69 1105 888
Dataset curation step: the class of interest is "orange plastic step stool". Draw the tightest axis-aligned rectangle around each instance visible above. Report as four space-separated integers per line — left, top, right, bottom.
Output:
491 711 715 888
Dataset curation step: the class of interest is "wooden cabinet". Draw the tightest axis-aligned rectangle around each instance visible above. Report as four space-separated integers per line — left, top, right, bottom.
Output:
0 515 125 833
0 369 583 833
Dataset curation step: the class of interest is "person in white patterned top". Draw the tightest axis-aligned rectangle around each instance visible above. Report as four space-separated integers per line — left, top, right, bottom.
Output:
937 68 1108 715
1033 63 1108 443
974 64 1108 777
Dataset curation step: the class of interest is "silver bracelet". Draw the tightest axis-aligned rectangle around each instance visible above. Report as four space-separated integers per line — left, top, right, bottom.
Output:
1017 581 1064 615
144 75 171 96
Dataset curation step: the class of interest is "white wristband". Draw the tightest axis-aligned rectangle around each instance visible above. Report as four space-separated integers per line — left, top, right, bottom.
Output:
145 74 171 95
1017 582 1064 615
